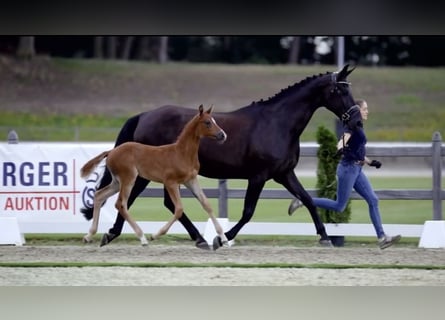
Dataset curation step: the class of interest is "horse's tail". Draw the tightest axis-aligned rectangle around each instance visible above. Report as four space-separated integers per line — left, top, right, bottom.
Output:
80 151 110 179
80 113 141 220
114 113 141 146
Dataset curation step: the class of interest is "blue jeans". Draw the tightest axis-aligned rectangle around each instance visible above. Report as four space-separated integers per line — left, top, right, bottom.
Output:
312 162 385 239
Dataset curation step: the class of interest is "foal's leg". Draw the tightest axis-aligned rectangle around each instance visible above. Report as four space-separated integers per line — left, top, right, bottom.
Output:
101 176 150 247
115 177 148 246
84 181 119 243
163 187 209 249
151 183 182 240
184 177 228 245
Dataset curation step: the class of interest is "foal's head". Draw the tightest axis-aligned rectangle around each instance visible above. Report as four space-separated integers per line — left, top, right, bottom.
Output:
195 104 227 143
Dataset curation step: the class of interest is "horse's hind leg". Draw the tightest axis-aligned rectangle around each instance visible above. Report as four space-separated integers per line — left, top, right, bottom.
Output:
275 172 332 246
84 180 119 243
115 177 148 246
151 183 182 240
184 178 229 247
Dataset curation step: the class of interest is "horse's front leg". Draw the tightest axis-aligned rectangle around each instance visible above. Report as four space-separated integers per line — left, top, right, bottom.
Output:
274 171 332 246
213 178 266 250
184 178 228 246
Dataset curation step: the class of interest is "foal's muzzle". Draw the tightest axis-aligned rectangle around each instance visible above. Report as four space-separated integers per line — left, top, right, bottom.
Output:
215 130 227 144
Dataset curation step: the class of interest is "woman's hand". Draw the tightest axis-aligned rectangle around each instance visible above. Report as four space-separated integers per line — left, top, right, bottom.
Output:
369 159 382 169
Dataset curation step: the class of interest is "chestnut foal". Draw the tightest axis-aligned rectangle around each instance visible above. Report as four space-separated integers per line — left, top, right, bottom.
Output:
80 105 228 247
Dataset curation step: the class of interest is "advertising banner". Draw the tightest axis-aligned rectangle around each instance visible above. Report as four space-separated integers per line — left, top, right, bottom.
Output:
0 142 118 224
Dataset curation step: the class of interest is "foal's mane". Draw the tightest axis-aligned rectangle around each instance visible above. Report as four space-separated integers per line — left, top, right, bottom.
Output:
253 71 332 106
174 111 200 142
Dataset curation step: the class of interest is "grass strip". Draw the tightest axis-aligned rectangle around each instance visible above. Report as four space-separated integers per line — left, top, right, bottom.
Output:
0 261 444 270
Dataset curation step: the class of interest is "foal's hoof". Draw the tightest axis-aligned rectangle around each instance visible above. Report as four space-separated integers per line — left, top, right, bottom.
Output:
195 238 210 250
140 236 149 246
100 232 118 247
319 239 334 247
83 235 93 244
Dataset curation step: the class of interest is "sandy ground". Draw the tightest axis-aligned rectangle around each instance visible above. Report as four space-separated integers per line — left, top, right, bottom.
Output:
1 244 445 286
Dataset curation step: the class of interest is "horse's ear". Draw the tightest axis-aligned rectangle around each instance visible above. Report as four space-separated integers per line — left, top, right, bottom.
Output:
198 104 204 115
206 105 213 114
338 64 356 79
346 65 356 77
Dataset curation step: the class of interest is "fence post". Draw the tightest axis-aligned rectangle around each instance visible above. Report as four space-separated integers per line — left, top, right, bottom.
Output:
432 131 442 220
7 130 19 144
218 179 228 218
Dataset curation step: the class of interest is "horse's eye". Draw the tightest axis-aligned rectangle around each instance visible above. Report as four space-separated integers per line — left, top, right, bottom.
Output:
334 85 347 95
337 82 351 94
204 120 212 128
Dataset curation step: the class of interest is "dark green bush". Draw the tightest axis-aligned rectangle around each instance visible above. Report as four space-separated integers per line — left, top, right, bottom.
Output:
316 125 351 223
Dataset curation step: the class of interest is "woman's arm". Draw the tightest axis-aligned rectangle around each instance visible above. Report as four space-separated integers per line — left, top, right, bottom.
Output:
364 156 371 165
337 132 351 150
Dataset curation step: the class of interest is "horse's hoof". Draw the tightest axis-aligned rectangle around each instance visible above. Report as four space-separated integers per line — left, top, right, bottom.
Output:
195 238 210 250
288 198 303 216
100 233 118 247
83 235 92 244
212 236 223 250
319 239 334 247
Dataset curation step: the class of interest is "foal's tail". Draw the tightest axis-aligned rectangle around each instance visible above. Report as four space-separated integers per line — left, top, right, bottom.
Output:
80 151 110 179
80 113 141 221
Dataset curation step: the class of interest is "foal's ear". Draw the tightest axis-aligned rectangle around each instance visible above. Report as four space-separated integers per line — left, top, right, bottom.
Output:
206 104 213 114
198 104 204 115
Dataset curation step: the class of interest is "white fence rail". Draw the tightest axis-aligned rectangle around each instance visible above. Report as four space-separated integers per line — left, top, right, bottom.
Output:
136 132 444 239
1 131 444 239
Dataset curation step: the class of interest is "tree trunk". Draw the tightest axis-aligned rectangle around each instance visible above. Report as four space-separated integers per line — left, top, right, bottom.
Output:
136 36 151 60
94 36 104 59
157 36 168 64
16 36 35 60
121 36 135 60
288 36 300 64
106 36 117 59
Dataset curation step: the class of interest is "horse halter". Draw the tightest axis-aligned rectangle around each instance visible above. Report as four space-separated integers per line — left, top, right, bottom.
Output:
330 72 352 93
330 72 354 121
341 104 360 122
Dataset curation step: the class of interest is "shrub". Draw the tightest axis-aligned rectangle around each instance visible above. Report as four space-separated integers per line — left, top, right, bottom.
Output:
316 125 351 223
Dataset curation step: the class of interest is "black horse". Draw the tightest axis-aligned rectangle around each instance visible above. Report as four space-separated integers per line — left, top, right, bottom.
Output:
81 64 357 249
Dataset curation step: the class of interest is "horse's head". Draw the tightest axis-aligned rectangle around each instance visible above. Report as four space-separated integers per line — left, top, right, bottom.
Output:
321 64 357 120
197 104 227 144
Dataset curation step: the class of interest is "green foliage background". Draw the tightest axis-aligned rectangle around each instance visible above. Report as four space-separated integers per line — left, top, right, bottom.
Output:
316 125 352 223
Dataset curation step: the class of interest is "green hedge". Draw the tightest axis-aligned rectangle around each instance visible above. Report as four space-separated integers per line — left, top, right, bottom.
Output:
316 125 351 223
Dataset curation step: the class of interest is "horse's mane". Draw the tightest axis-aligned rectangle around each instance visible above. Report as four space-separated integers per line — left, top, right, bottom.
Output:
252 71 332 106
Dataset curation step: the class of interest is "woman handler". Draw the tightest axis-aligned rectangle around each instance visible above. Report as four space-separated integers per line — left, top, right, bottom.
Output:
289 99 401 249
